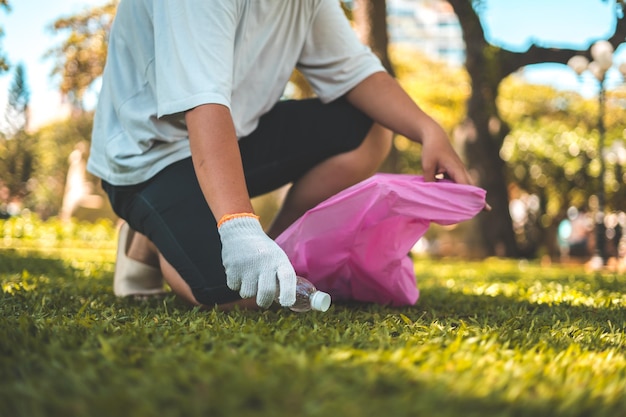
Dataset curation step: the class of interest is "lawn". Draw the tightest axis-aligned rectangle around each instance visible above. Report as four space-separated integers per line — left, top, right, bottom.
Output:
1 216 626 417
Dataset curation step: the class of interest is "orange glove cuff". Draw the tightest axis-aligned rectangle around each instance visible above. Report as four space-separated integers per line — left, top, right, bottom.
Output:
217 212 260 229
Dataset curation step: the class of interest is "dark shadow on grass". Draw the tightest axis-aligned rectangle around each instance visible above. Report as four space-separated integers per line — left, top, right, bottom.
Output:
0 250 72 276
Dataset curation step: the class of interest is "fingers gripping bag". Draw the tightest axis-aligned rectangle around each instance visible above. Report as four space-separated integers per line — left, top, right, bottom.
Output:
275 173 487 306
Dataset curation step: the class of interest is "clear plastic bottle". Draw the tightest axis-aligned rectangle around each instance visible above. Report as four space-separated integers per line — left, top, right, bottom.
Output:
277 276 332 312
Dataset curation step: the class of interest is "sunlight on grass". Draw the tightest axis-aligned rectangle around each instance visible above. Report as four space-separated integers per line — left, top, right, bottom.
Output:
1 214 117 252
1 271 42 294
1 217 626 417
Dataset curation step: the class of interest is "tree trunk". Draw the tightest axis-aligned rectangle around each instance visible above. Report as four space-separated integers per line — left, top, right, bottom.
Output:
463 91 518 257
352 0 402 174
353 0 395 76
448 0 518 256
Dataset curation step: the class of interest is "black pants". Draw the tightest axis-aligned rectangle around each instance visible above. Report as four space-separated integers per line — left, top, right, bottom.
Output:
102 98 373 305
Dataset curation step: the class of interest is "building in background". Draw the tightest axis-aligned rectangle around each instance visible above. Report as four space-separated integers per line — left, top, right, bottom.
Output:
343 0 465 67
387 0 465 67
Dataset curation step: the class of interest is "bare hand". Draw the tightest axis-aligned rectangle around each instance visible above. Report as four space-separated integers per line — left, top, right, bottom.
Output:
420 126 472 185
419 126 491 212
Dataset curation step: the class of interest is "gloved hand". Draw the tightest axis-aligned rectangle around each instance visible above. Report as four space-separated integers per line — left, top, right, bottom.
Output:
218 214 297 308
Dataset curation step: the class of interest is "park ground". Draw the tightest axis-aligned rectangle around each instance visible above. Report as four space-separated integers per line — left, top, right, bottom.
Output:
1 216 625 417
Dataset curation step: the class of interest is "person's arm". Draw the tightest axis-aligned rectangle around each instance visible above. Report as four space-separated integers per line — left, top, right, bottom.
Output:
346 71 472 185
185 103 253 219
185 103 297 308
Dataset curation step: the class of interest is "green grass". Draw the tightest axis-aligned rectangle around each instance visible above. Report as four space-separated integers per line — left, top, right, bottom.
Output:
1 217 626 417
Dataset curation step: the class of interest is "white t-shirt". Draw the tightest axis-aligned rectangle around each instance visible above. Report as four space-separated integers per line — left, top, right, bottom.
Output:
87 0 385 185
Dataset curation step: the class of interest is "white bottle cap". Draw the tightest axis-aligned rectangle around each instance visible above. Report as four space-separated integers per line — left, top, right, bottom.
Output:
310 291 331 312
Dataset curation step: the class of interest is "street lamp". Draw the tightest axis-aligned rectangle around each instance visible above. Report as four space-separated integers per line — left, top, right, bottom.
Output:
567 40 626 268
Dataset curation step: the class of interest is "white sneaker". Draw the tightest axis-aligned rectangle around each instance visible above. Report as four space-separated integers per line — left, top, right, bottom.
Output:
113 222 166 297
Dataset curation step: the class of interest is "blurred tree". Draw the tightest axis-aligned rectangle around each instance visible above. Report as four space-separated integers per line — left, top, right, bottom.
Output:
26 113 95 218
353 0 395 75
0 63 35 199
499 77 626 257
447 0 626 257
3 62 29 135
0 0 10 73
46 0 117 110
390 46 469 173
351 0 406 172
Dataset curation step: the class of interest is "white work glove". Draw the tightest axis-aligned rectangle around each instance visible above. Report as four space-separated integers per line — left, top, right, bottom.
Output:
218 215 297 308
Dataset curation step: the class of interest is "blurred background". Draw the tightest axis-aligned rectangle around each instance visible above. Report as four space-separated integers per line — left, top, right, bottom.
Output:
0 0 625 268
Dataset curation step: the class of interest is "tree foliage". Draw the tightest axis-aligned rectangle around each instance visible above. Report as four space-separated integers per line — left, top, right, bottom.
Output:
0 62 95 218
0 63 35 199
3 62 29 135
498 77 626 256
446 0 626 257
389 46 469 173
0 0 10 73
46 1 117 109
26 113 95 218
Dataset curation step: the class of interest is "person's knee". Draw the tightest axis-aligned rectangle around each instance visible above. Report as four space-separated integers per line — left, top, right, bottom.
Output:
356 122 393 171
158 254 202 306
370 123 393 157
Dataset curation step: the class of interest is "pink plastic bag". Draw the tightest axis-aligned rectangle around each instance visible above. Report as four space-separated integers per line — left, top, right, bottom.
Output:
275 173 486 306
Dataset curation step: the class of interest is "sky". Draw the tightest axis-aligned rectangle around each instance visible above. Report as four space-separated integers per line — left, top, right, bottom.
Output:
0 0 108 129
478 0 626 95
0 0 625 129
